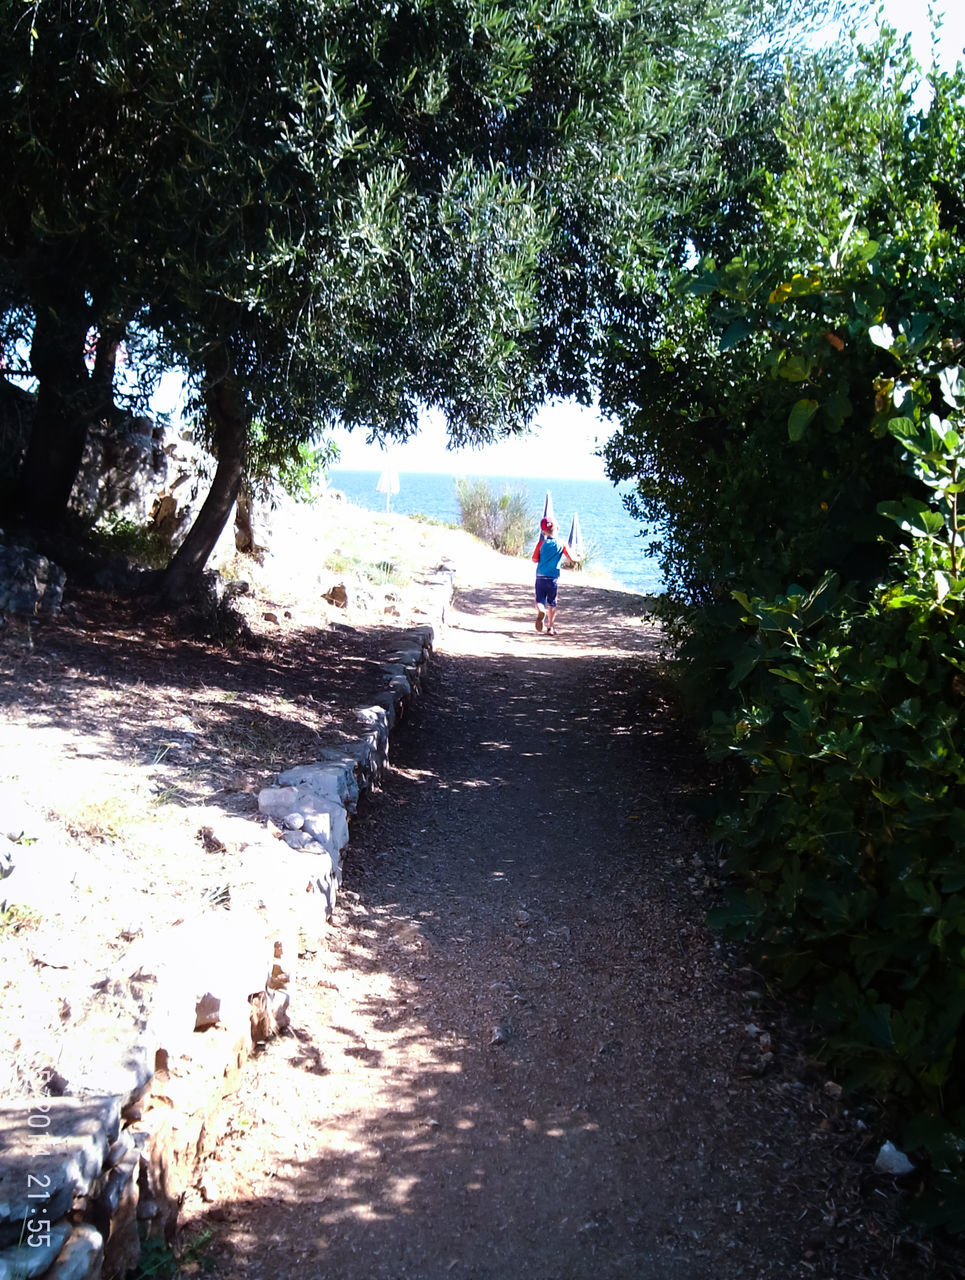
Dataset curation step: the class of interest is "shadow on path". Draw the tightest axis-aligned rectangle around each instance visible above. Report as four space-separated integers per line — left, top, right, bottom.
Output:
191 580 896 1280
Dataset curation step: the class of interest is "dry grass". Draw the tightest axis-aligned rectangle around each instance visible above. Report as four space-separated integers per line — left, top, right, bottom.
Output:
0 493 504 1100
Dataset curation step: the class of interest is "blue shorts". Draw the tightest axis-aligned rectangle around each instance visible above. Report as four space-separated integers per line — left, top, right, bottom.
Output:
535 575 559 608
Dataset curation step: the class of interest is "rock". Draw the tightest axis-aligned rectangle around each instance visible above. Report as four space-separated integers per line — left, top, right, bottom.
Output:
300 812 334 848
257 786 300 820
365 693 397 732
0 1098 120 1248
302 803 349 855
104 1134 136 1171
95 1151 140 1280
45 1223 104 1280
261 783 349 856
194 992 224 1030
323 583 349 608
0 542 66 617
268 987 290 1032
278 759 360 814
282 830 317 851
52 983 154 1109
874 1141 915 1176
121 910 274 1048
249 991 275 1042
305 850 340 921
356 727 390 779
0 1220 72 1277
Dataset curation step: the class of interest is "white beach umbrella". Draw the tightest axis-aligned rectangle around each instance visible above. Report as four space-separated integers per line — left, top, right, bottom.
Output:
376 467 400 512
567 511 584 560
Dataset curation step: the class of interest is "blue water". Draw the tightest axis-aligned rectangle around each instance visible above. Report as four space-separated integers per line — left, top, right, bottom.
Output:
330 469 663 596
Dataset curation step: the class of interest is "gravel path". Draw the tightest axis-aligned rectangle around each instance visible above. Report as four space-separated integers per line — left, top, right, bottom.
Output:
189 571 914 1280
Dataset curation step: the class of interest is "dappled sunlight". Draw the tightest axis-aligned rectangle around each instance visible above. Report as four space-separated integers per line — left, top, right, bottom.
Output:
178 596 732 1280
447 578 662 668
0 594 416 813
168 583 844 1280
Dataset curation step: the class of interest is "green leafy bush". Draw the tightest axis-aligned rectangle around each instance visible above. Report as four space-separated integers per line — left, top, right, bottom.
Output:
601 34 965 1226
455 478 530 555
710 371 965 1228
89 512 171 568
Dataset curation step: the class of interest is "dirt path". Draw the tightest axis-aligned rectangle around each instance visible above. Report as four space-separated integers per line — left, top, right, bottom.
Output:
187 572 913 1279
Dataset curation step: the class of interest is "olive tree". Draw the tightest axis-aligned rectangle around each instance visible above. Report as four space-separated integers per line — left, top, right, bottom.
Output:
0 0 834 596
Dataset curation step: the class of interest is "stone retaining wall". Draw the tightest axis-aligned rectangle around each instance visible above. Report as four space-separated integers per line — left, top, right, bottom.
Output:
0 573 453 1280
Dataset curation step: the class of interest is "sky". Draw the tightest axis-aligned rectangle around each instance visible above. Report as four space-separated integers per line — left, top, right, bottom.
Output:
328 402 616 481
878 0 965 71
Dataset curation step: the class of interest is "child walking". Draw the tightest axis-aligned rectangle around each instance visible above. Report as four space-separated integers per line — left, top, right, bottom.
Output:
531 518 579 636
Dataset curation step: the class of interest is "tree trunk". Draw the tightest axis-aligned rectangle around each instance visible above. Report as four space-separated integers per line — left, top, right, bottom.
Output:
157 345 247 602
14 294 93 525
90 324 123 415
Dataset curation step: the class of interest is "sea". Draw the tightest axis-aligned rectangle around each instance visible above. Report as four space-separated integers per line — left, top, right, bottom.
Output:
329 469 663 596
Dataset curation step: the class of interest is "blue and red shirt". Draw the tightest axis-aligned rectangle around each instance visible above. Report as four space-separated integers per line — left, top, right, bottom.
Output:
532 536 572 580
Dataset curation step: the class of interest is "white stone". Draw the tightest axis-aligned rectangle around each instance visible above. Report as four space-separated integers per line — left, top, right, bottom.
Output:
307 851 339 921
282 830 316 851
279 759 359 813
874 1141 916 1175
123 910 273 1047
357 704 389 735
294 790 349 852
55 1033 153 1111
257 786 300 819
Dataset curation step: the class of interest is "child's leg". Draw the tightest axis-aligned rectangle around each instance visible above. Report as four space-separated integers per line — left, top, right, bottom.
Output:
547 583 558 632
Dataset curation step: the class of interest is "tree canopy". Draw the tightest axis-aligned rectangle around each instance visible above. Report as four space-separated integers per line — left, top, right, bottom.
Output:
0 0 824 591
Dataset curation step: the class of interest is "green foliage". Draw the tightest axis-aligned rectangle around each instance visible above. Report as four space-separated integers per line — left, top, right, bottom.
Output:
708 411 965 1211
0 0 834 589
248 425 339 507
602 27 965 1222
369 559 412 587
0 904 42 936
455 478 531 555
565 537 599 572
88 514 172 569
323 550 412 588
132 1227 214 1279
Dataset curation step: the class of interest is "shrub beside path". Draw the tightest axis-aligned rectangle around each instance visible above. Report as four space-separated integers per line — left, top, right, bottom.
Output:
186 555 931 1280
